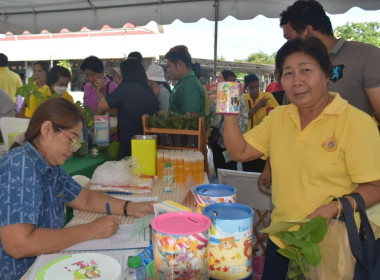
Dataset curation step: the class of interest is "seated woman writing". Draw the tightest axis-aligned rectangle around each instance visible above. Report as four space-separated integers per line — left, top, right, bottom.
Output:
0 98 155 280
222 37 380 279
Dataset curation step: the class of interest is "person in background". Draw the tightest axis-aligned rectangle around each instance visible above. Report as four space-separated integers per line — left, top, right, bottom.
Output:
97 59 159 160
191 62 210 115
127 51 143 64
243 74 279 172
209 70 248 176
33 61 50 89
0 88 17 118
146 64 171 111
0 53 22 104
223 36 380 279
24 65 74 118
0 98 155 280
80 56 118 113
19 61 50 117
111 67 122 85
165 45 205 114
265 67 285 105
259 0 380 189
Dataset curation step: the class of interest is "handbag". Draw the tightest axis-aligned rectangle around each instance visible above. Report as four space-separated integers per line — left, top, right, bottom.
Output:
341 193 380 279
308 194 380 280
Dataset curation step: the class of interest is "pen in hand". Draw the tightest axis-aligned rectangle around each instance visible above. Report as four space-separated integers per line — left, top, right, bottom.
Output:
105 202 111 215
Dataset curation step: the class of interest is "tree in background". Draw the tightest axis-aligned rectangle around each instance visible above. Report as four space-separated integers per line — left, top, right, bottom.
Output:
334 22 380 48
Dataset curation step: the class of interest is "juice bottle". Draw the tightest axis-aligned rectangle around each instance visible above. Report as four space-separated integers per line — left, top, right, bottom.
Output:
183 151 191 183
176 149 184 184
190 151 197 184
156 149 164 181
196 151 205 184
170 149 177 180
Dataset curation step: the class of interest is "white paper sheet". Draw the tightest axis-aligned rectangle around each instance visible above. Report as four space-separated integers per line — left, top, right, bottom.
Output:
62 224 150 251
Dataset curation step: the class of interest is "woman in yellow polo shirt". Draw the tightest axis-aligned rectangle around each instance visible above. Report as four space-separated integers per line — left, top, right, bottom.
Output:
25 65 74 118
223 37 380 279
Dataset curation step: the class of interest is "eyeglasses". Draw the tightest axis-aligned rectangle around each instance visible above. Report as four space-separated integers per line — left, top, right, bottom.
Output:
58 128 81 151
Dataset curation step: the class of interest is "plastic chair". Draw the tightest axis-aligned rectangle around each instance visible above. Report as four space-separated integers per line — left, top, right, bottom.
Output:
217 168 272 255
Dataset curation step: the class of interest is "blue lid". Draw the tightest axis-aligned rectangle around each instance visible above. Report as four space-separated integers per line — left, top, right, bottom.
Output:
193 184 237 197
202 203 254 220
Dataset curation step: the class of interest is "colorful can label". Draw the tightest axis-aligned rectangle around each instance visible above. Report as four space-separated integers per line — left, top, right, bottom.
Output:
153 231 210 280
203 203 254 279
216 82 241 114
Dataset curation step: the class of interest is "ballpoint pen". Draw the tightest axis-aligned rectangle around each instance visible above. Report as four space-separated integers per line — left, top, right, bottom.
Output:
106 191 133 195
105 202 111 215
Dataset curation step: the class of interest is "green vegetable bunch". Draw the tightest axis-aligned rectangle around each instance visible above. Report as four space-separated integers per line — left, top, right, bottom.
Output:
277 217 328 279
149 111 211 130
75 101 95 128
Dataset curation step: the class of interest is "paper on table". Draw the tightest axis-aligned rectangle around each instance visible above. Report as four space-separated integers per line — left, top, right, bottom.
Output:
62 224 150 251
110 195 158 202
261 219 310 234
367 202 380 227
27 250 136 280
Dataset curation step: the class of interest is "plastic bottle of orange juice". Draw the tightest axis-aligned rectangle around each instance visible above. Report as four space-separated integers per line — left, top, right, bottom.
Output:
176 149 184 183
196 151 204 184
190 151 197 184
183 151 191 183
156 149 164 181
170 149 177 180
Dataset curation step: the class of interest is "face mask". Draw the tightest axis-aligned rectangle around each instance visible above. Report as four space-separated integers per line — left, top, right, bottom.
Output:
53 85 67 95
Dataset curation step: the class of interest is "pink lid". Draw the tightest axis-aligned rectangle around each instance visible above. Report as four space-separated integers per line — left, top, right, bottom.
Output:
151 212 211 235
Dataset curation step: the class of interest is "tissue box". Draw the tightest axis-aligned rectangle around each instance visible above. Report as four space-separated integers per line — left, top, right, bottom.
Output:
94 115 110 147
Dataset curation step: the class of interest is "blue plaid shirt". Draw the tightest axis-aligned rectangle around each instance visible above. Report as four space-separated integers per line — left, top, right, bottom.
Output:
0 142 82 280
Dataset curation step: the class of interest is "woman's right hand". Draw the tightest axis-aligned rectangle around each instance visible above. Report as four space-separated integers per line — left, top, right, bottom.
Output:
87 215 121 239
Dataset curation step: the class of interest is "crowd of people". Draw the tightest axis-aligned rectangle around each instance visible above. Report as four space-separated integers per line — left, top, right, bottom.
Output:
0 0 380 279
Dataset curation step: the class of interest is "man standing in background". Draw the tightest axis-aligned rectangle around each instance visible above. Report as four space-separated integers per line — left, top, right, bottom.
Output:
0 53 22 104
165 45 205 114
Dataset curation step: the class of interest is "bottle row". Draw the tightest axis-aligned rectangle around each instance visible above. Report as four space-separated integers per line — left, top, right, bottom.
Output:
157 149 205 186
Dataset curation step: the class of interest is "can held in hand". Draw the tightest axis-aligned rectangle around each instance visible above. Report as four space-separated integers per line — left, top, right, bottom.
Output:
151 212 211 280
216 82 241 114
202 203 254 280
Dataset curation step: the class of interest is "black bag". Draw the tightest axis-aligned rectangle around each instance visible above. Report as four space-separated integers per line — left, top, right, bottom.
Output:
340 193 380 280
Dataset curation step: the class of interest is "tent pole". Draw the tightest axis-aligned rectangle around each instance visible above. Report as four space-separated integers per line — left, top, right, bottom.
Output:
213 0 219 80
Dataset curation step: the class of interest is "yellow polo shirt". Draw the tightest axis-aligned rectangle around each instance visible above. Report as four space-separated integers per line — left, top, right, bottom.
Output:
25 85 74 118
243 92 380 247
244 91 279 130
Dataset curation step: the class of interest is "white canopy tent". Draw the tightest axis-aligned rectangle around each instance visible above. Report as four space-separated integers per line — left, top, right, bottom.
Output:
1 0 380 34
1 0 380 75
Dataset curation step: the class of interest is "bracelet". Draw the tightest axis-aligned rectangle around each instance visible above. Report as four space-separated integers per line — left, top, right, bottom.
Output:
123 201 130 217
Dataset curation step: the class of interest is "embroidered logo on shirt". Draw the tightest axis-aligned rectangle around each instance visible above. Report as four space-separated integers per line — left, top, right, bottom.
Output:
330 64 344 82
321 132 338 152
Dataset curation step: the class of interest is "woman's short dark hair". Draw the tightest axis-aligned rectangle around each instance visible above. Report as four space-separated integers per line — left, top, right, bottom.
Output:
33 61 50 73
46 65 71 87
275 36 332 80
80 55 104 73
12 98 85 149
120 59 151 91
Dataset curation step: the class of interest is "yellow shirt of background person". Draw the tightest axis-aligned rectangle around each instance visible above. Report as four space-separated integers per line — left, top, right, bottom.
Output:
25 84 74 118
244 91 279 130
243 92 380 248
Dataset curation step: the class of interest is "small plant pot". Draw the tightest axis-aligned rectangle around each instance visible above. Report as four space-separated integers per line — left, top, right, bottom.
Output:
186 135 198 148
173 134 186 147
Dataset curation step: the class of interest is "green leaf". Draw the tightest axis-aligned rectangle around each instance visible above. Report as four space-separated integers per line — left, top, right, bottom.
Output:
302 243 322 266
277 248 297 260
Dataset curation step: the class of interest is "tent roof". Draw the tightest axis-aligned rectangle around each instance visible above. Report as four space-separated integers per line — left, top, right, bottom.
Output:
1 0 380 34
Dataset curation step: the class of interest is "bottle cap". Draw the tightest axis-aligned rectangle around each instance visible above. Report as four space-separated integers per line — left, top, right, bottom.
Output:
165 163 172 168
127 256 142 268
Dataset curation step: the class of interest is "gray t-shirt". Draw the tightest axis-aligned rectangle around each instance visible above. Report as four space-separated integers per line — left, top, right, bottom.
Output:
328 38 380 116
157 84 170 111
0 87 16 117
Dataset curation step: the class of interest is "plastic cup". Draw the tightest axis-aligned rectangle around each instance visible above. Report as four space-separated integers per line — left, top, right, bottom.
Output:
216 82 241 114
